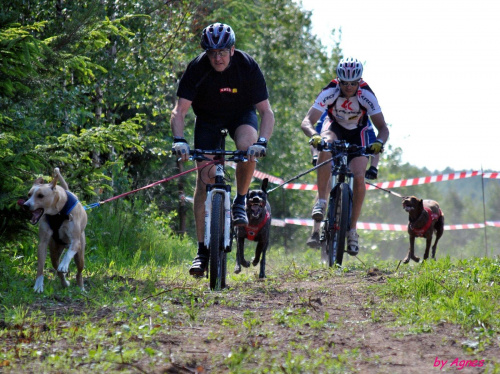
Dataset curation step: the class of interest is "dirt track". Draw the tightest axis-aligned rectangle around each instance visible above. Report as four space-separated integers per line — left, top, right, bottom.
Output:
2 266 499 373
146 267 499 373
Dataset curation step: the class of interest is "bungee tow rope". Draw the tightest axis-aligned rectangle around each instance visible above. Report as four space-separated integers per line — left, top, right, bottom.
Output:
83 160 217 210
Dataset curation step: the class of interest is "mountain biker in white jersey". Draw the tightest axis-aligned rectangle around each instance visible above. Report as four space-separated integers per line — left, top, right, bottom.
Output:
306 111 380 248
301 57 389 255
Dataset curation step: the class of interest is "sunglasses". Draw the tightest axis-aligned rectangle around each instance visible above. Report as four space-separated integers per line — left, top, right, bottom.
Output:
206 49 230 58
339 80 360 87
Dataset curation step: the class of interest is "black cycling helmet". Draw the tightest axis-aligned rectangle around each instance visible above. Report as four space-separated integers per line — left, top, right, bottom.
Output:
200 23 235 50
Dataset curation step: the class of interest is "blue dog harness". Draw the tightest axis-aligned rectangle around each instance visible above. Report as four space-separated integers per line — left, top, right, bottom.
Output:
46 191 79 245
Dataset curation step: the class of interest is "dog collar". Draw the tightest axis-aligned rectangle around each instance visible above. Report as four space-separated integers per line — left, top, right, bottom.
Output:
245 211 271 241
61 190 79 215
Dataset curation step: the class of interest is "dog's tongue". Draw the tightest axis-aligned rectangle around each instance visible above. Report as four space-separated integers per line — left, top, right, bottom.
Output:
30 208 44 225
249 204 261 218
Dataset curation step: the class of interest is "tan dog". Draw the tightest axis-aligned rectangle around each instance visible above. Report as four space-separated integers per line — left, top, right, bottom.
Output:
19 168 87 293
402 196 444 263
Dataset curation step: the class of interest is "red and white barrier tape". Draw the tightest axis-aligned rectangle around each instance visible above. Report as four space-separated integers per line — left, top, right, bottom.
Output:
246 169 500 191
222 165 500 230
366 171 481 190
271 219 500 230
253 169 284 184
483 172 500 179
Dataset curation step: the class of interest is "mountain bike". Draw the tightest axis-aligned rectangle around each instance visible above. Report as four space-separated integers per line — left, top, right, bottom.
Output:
187 130 247 290
317 140 372 267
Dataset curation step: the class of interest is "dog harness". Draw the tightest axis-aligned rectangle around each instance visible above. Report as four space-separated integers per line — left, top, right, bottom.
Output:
46 191 79 245
245 211 271 241
409 207 442 237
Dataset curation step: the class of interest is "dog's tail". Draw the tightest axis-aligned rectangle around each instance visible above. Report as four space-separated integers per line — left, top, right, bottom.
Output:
53 168 69 190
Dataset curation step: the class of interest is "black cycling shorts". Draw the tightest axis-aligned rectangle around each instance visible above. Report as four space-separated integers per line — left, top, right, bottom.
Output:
326 120 373 163
327 122 372 147
194 110 258 149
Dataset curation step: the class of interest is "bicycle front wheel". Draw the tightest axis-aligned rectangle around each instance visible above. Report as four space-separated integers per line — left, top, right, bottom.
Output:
326 183 350 267
209 193 227 290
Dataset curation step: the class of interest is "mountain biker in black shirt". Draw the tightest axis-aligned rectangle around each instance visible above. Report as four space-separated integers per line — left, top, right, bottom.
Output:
171 23 275 277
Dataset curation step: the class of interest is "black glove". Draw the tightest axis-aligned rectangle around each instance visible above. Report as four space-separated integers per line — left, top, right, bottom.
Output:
365 166 378 180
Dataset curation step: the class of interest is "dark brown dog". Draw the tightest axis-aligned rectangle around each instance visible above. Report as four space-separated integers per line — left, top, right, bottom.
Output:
402 196 444 263
234 178 271 278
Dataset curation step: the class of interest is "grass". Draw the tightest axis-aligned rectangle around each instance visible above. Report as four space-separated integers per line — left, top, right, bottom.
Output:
1 203 499 372
375 256 500 354
378 257 500 327
1 248 499 372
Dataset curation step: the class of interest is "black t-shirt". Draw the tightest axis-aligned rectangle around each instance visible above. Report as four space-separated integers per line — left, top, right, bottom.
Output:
176 50 269 122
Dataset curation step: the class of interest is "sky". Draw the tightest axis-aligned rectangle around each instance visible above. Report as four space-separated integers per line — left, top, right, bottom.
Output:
296 0 500 172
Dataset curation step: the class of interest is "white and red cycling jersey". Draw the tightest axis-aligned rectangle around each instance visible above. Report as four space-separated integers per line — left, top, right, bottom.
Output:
312 79 382 131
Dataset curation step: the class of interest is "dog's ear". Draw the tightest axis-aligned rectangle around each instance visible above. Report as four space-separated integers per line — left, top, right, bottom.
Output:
262 178 268 194
33 177 44 185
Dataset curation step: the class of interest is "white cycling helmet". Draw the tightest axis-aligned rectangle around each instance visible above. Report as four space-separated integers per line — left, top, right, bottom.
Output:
336 57 363 81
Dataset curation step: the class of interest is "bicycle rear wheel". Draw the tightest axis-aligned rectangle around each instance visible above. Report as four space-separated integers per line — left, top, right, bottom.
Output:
209 193 227 290
326 183 350 267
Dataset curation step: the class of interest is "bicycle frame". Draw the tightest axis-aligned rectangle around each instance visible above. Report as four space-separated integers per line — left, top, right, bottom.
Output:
331 154 353 192
320 140 368 266
184 131 247 289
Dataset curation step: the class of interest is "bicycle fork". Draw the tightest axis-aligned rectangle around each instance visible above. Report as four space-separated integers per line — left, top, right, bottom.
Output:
331 166 354 231
320 159 354 239
204 163 232 251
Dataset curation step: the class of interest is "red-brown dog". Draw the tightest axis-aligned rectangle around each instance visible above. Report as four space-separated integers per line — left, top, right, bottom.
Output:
402 196 444 263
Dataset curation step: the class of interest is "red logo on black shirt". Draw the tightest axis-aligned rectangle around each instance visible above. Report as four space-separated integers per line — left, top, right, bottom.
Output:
220 87 237 93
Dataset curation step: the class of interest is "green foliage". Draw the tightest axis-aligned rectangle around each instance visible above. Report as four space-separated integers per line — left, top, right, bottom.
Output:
1 0 499 264
0 0 208 244
87 199 196 265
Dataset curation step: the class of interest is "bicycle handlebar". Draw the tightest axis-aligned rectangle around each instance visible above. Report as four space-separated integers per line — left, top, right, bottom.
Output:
317 140 375 156
171 148 248 162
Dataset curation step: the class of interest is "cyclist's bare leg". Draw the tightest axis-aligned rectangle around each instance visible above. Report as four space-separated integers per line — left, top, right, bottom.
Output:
316 151 331 201
349 156 369 229
316 129 336 201
234 124 258 195
190 159 216 275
